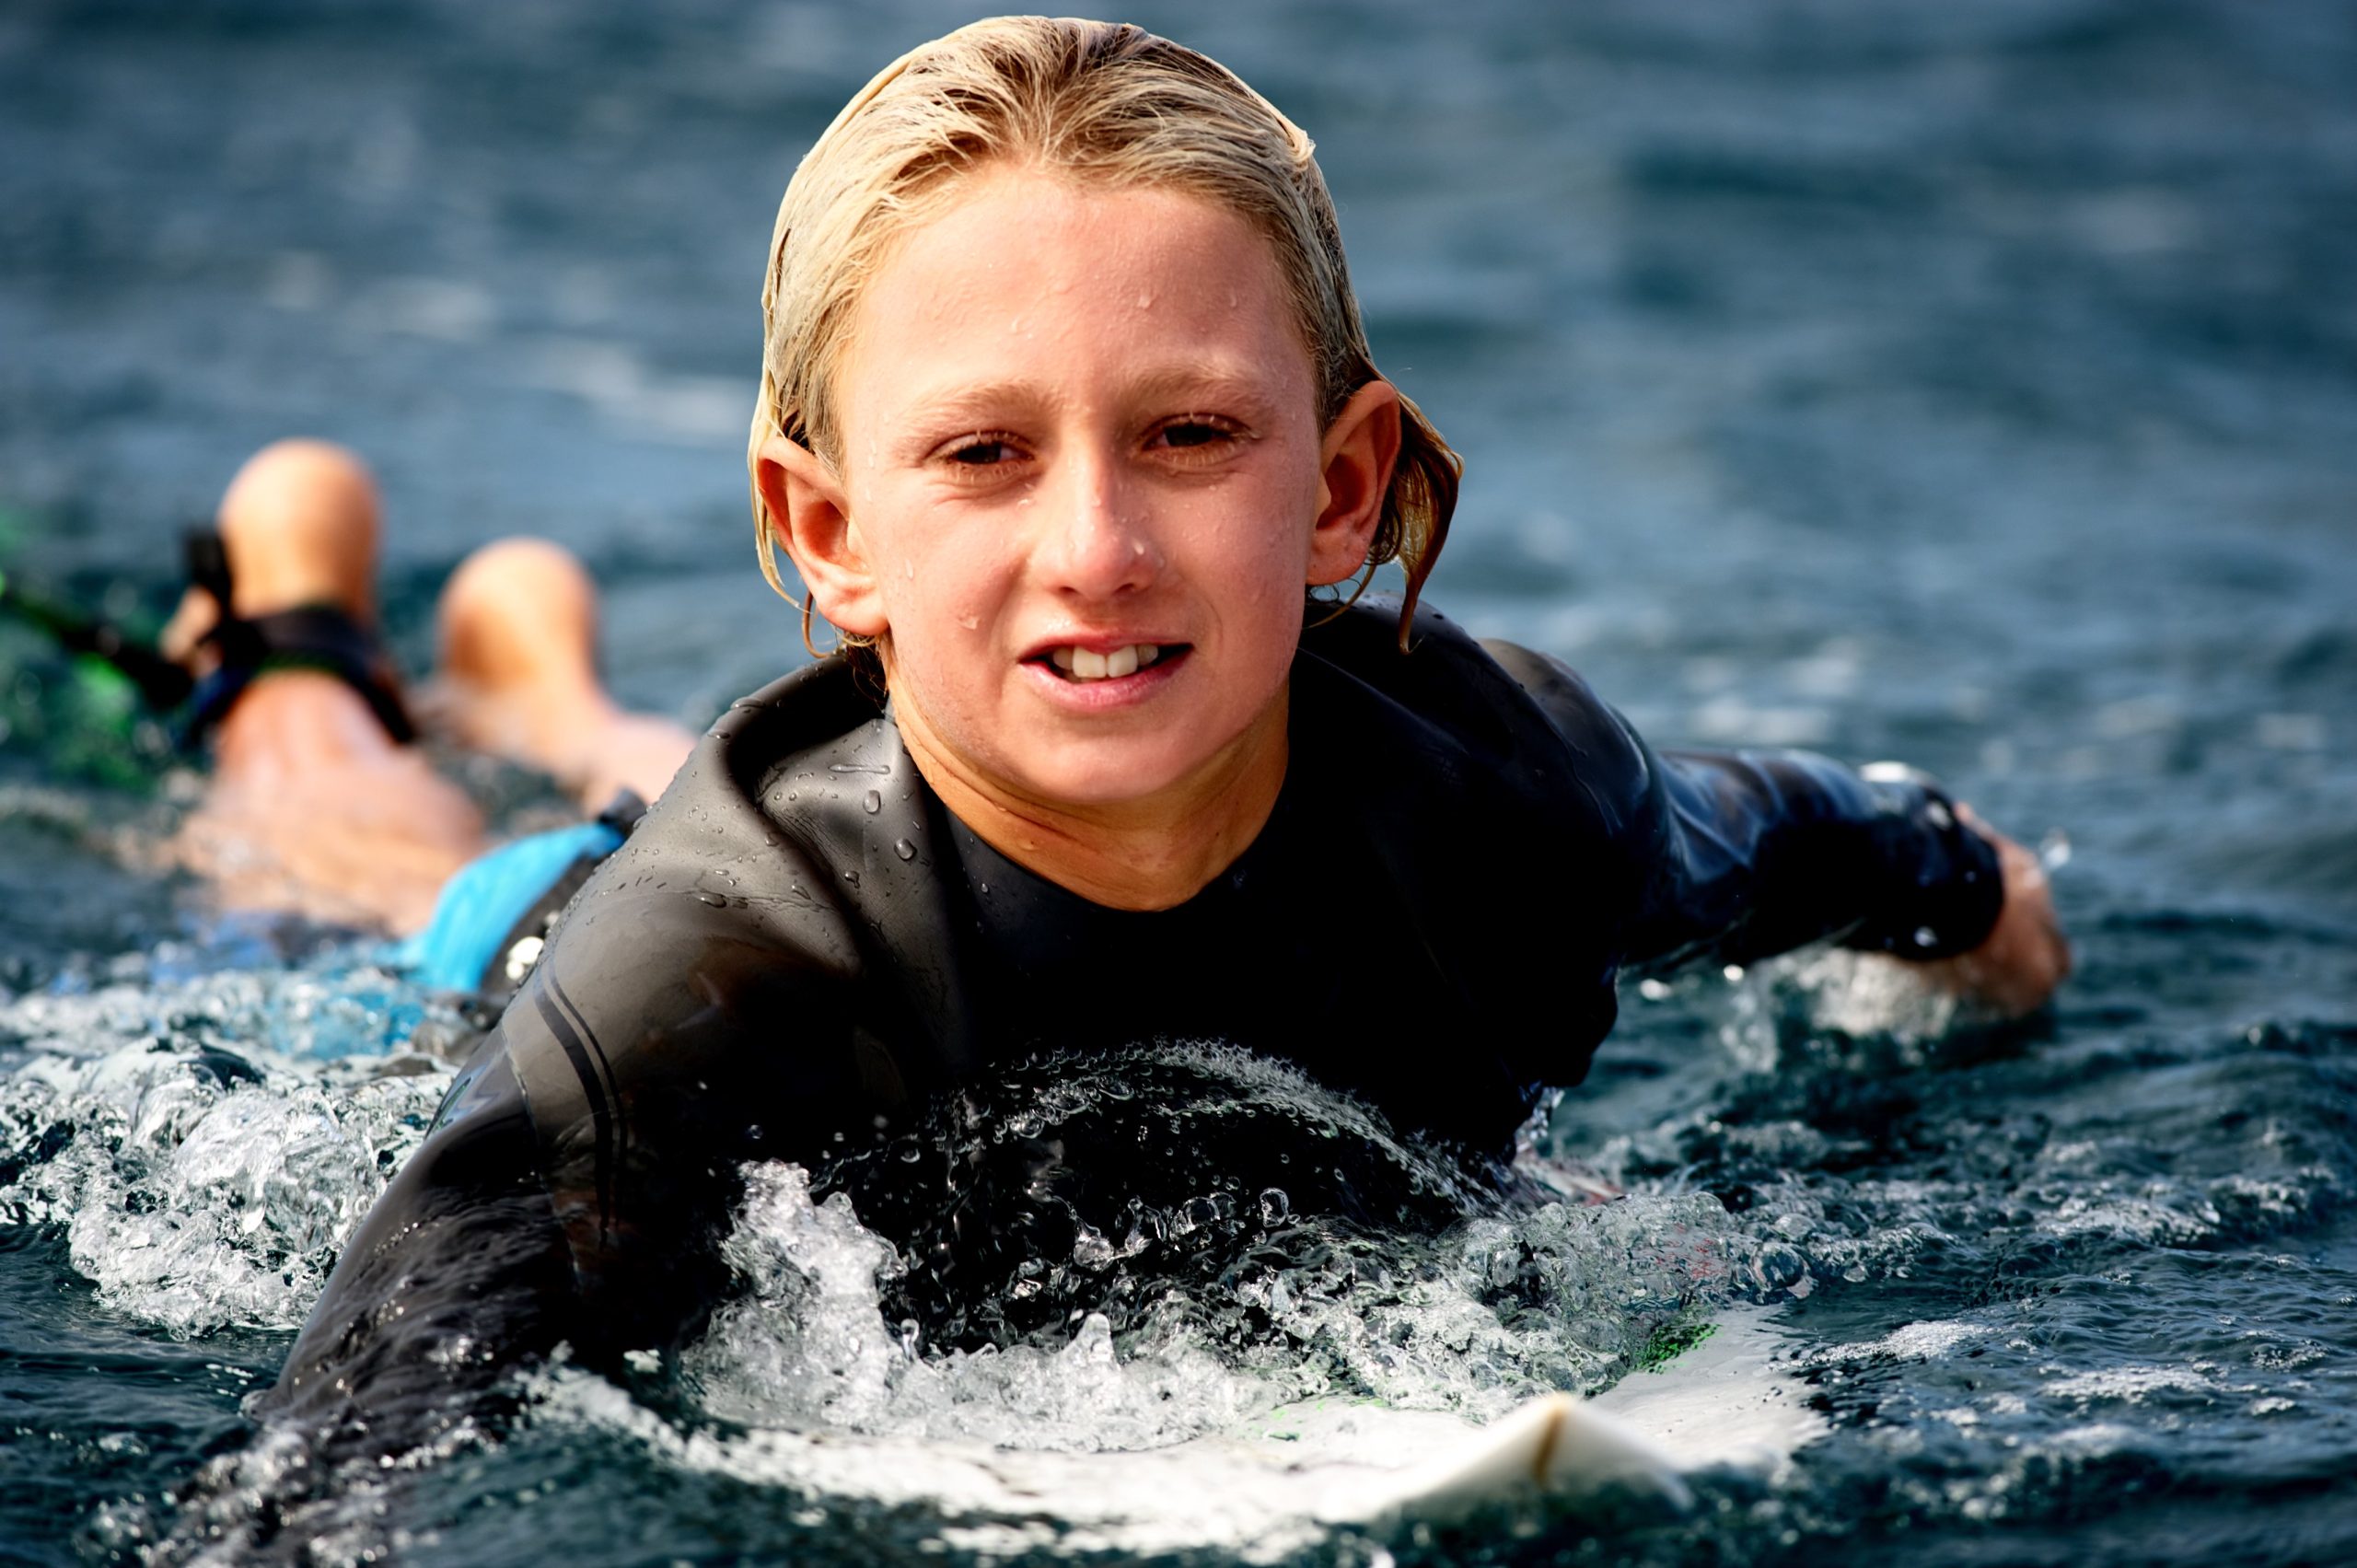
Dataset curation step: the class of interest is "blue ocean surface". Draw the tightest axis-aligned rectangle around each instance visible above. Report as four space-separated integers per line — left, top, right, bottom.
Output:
3 1 2354 1564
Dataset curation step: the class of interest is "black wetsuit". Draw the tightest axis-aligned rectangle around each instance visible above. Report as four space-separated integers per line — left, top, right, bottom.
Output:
266 600 2001 1427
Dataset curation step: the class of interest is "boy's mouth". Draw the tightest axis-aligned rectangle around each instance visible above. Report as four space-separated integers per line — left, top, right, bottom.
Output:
1035 643 1189 682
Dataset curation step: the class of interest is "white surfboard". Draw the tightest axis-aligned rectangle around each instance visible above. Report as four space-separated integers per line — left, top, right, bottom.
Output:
1315 1305 1817 1525
568 1308 1815 1558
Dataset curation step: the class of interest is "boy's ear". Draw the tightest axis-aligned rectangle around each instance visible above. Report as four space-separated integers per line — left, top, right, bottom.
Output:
755 432 888 637
1307 380 1403 587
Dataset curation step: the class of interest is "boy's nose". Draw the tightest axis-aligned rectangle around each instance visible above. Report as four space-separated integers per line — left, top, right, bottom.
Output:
1038 454 1162 599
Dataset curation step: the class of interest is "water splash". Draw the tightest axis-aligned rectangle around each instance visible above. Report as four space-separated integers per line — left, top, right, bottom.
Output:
0 958 466 1335
682 1043 1744 1456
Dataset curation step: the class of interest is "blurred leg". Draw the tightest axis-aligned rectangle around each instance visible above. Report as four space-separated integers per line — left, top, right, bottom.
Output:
172 441 483 934
427 537 696 809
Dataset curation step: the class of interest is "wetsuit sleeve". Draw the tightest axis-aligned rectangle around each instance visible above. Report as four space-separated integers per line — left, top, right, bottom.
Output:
261 664 938 1439
1481 639 2006 974
263 877 858 1441
262 1050 575 1449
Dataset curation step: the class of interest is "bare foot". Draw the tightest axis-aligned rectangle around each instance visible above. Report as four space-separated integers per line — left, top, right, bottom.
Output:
161 439 383 669
427 537 696 808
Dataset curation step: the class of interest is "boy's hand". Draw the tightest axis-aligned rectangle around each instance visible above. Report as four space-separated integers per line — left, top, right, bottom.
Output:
1911 806 2071 1017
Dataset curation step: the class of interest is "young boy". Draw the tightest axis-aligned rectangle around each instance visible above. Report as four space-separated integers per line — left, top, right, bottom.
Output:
266 17 2065 1436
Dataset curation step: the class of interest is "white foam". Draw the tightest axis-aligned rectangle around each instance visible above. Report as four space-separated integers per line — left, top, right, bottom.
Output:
1817 1318 1986 1364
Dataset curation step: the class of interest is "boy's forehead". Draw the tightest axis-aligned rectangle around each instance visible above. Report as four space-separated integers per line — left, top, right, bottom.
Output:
875 169 1280 301
838 170 1311 416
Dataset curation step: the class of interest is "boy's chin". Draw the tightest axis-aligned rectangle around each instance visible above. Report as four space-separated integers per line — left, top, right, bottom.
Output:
1000 722 1281 812
1007 752 1210 813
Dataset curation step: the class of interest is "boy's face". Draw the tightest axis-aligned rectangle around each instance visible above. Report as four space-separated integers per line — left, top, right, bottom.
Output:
799 169 1376 818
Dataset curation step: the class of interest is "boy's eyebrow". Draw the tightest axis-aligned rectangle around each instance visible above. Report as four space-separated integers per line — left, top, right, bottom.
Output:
888 364 1292 436
1126 365 1292 413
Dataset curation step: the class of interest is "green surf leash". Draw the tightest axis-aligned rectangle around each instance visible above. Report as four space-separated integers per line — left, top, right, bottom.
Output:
0 565 194 712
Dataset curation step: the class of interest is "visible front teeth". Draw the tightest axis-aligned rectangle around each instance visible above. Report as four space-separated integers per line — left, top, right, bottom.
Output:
1047 644 1161 681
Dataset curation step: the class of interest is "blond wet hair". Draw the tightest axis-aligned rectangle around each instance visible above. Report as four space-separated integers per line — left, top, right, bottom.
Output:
748 15 1461 654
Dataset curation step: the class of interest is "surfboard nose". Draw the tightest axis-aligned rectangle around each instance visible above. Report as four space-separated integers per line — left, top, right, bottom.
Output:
1380 1390 1694 1524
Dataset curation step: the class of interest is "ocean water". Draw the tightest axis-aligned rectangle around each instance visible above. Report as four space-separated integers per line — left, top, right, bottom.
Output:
3 1 2354 1564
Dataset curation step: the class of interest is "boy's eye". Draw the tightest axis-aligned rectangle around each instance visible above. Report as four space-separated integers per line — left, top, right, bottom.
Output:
947 436 1016 466
1153 420 1230 450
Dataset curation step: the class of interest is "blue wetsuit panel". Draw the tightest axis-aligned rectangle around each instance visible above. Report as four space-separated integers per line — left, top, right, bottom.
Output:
399 821 625 993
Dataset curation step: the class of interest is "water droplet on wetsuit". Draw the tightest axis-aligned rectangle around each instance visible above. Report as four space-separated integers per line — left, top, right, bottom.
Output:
863 790 882 814
894 839 916 861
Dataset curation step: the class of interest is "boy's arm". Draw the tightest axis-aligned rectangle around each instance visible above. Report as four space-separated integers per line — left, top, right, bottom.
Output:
1631 746 2004 967
268 887 824 1435
261 1048 576 1448
1485 639 2068 1013
261 672 903 1454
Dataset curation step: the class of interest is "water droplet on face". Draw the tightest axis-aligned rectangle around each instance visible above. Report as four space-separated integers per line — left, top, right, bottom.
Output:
894 839 916 861
863 790 881 814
